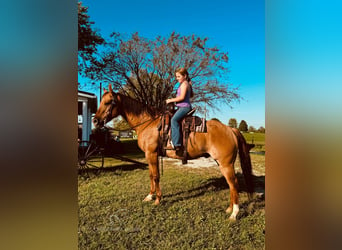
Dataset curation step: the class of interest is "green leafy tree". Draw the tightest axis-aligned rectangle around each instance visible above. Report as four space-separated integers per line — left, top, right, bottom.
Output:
85 32 240 113
248 126 256 132
238 120 248 132
78 1 104 75
257 126 265 133
228 118 238 128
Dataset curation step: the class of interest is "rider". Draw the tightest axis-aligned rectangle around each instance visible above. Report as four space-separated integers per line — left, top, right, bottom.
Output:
166 68 193 151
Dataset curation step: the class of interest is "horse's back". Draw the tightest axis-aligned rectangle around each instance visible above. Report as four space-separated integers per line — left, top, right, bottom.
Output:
187 119 238 160
207 119 237 147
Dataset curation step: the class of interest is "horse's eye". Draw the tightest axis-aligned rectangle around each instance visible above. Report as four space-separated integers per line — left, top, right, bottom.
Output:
103 99 112 105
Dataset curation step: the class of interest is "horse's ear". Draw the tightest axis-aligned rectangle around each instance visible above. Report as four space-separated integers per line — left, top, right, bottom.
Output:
109 84 113 93
103 88 107 94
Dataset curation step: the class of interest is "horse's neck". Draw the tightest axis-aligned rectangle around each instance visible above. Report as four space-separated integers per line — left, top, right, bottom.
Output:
122 111 151 131
118 97 154 134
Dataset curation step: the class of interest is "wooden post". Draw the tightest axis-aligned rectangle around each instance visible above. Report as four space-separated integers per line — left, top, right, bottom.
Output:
99 82 102 100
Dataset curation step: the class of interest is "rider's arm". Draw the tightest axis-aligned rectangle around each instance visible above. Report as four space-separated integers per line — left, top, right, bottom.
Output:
166 82 188 104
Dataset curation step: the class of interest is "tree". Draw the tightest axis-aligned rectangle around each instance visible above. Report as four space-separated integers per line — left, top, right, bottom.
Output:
257 126 265 133
228 118 237 128
248 126 256 132
85 32 240 114
78 1 104 75
114 119 130 131
238 120 248 132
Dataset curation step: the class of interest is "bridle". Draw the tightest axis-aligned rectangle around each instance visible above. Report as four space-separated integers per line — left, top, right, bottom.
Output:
104 94 118 124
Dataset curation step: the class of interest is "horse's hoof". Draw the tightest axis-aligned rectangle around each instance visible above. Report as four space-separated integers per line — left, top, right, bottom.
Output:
228 216 237 222
227 204 239 220
226 207 232 214
143 194 153 202
153 200 160 205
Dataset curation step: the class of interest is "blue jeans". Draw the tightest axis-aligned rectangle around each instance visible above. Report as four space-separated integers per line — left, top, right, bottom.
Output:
171 106 192 147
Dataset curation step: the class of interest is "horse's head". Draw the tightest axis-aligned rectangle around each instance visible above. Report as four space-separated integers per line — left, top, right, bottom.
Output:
93 84 120 128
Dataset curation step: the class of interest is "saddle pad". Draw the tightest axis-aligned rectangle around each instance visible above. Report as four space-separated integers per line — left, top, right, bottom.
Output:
195 117 207 133
183 116 207 133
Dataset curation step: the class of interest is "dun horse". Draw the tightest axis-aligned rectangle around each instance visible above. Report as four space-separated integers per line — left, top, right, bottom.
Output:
93 84 254 220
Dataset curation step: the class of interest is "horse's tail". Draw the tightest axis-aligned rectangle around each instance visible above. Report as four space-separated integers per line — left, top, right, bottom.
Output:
232 128 255 199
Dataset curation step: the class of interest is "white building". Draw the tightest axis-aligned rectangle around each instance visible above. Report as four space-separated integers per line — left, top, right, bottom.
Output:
78 90 97 141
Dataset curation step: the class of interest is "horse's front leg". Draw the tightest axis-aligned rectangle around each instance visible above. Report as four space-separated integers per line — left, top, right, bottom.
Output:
143 151 161 205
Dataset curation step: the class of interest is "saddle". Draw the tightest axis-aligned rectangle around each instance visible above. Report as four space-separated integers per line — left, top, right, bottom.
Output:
158 105 207 164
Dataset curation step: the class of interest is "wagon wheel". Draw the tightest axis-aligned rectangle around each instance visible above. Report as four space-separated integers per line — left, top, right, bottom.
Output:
78 141 105 173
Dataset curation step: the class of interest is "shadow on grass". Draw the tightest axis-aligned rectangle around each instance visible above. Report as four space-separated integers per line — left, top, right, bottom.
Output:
78 162 148 178
162 173 265 206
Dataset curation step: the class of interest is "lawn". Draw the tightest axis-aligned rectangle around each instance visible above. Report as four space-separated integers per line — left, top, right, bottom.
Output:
242 132 265 153
78 140 265 249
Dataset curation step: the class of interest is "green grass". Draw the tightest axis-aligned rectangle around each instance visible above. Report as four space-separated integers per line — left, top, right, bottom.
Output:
78 151 265 249
241 132 265 152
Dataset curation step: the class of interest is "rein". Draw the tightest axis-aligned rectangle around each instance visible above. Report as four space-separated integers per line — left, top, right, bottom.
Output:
108 114 162 132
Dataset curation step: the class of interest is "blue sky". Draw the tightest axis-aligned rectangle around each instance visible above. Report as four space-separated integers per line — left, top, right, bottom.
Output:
79 0 265 128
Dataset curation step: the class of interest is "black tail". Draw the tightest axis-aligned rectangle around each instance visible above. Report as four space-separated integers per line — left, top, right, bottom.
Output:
232 128 255 198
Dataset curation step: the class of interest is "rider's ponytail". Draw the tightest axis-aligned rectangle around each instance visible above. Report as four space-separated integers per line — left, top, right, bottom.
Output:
176 68 194 98
189 79 194 98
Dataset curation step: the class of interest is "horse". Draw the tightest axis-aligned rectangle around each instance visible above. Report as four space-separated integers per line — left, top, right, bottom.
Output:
93 84 254 220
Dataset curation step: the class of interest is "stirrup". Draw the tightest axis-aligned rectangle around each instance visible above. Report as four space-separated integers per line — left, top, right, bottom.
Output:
164 141 175 150
164 146 175 150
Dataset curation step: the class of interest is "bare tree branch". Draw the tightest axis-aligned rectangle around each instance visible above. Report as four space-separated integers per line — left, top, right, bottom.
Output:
84 32 240 114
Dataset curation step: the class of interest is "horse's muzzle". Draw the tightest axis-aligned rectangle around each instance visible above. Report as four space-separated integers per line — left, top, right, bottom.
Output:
93 118 104 128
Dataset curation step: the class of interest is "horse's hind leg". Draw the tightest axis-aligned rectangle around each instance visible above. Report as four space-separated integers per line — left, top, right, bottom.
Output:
219 161 239 220
143 151 161 205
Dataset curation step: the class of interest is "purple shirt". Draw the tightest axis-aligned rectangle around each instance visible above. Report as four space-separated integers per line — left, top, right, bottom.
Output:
176 84 191 108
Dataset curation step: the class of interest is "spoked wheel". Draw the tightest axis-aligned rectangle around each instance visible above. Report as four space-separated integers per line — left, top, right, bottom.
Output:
78 141 104 175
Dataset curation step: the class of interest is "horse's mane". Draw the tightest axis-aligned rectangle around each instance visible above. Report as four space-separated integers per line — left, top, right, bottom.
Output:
117 93 158 117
